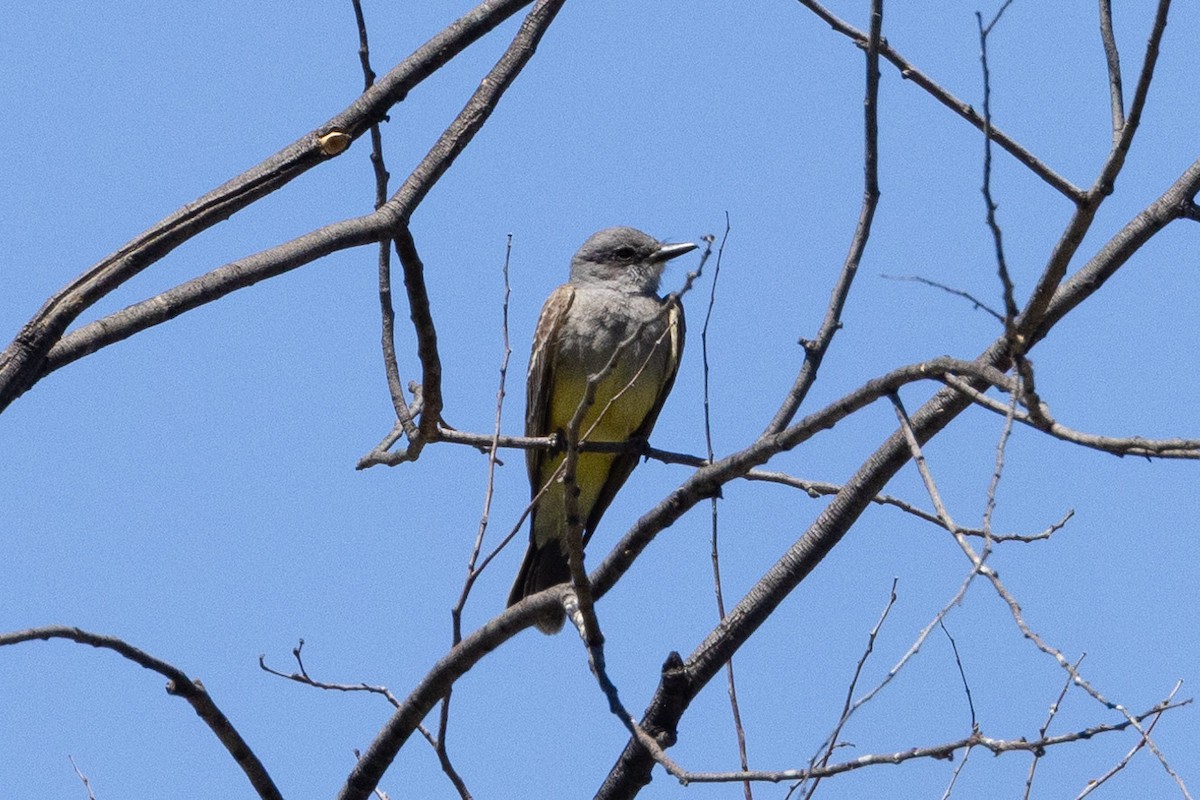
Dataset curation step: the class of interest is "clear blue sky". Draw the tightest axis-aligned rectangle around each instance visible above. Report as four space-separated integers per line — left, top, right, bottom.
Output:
2 2 1198 798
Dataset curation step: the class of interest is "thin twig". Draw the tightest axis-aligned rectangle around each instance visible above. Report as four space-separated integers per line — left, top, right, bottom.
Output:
700 215 751 799
1098 0 1126 137
764 0 883 436
799 578 898 800
980 381 1019 538
660 697 1191 785
845 561 983 727
891 395 1192 798
433 235 515 800
350 0 418 445
976 2 1019 326
450 234 514 627
259 640 400 707
69 755 97 800
939 620 977 729
735 469 1071 541
1024 654 1086 799
795 0 1084 202
941 374 1200 458
880 274 1004 322
1077 681 1183 798
939 742 974 800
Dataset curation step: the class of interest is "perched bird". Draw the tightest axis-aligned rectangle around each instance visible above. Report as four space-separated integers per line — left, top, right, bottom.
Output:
507 226 695 633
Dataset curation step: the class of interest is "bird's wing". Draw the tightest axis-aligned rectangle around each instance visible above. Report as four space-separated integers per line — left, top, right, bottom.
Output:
583 294 685 544
526 284 576 491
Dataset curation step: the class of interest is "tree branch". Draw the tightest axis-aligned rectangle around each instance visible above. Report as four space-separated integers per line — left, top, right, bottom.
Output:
0 0 537 413
1015 0 1173 345
660 697 1190 785
942 374 1200 458
32 0 563 426
1097 0 1126 138
593 142 1200 800
1 626 282 800
794 0 1085 202
764 0 882 435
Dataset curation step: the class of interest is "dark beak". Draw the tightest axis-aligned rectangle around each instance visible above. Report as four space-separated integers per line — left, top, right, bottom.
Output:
653 241 698 262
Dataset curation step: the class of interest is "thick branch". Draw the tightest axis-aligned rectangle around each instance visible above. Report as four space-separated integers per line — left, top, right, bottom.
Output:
0 0 536 413
1015 0 1172 344
31 0 562 408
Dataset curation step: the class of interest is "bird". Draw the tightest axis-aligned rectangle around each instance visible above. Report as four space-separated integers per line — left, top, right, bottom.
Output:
507 226 695 633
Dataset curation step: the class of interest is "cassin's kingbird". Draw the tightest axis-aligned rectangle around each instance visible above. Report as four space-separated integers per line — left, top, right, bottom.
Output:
507 226 695 633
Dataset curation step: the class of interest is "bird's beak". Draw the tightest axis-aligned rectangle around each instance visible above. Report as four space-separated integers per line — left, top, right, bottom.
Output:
653 241 698 262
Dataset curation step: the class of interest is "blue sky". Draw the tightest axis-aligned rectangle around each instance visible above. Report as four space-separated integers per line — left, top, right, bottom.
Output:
2 1 1198 798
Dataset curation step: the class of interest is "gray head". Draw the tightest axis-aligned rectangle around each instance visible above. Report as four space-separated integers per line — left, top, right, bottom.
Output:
568 226 696 294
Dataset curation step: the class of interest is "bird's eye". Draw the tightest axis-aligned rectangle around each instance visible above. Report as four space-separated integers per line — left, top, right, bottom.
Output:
613 246 637 261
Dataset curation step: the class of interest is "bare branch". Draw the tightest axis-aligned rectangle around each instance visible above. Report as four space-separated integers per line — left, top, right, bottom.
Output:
450 234 514 632
764 0 883 435
1035 159 1200 344
260 640 400 707
260 631 474 800
795 0 1085 201
1015 0 1173 345
699 216 751 799
348 0 417 447
14 0 558 416
337 594 559 800
975 3 1020 325
1100 0 1172 188
939 620 977 729
980 381 1019 537
1 626 282 800
800 578 898 799
942 374 1200 458
1098 0 1126 136
1077 681 1183 798
69 755 97 800
661 697 1192 785
879 274 1004 322
892 395 1191 795
392 226 444 451
595 139 1200 794
1024 654 1087 799
0 0 539 413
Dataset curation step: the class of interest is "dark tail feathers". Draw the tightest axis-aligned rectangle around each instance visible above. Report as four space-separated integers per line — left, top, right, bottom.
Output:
507 541 570 634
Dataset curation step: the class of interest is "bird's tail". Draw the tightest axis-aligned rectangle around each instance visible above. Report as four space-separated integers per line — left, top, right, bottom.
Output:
507 541 570 634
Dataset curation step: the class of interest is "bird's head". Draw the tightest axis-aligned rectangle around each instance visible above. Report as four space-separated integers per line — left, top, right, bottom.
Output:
568 227 696 295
